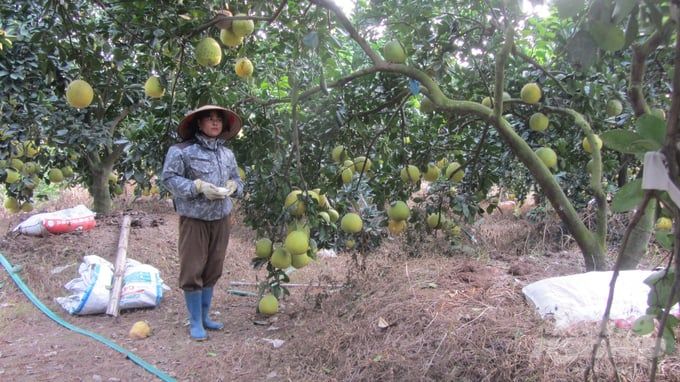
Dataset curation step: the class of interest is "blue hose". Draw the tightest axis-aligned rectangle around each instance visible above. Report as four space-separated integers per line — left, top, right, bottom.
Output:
0 252 176 382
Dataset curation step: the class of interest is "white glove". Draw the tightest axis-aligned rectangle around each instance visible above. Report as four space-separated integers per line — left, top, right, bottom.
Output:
194 179 229 200
224 180 239 196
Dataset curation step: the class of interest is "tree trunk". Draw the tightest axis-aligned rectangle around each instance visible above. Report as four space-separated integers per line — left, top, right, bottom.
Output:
619 196 656 269
89 167 113 214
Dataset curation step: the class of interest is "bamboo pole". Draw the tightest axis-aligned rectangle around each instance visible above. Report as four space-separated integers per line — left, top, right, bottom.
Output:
106 215 132 317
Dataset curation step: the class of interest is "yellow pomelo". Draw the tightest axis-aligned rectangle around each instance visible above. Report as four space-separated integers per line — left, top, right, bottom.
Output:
445 162 464 183
291 253 311 269
606 99 623 117
235 57 254 78
23 141 39 158
284 230 309 256
48 168 64 183
22 162 38 175
529 112 549 132
255 238 273 258
232 14 255 37
270 247 292 269
108 172 118 183
328 208 340 222
195 37 222 67
4 197 19 211
10 158 23 171
5 169 20 184
655 217 672 231
481 92 511 108
129 321 152 339
423 163 440 182
61 166 74 178
219 28 243 48
535 147 557 168
238 166 246 180
387 201 410 221
258 293 278 315
343 159 355 172
331 145 348 163
345 239 356 249
66 79 94 109
651 108 666 120
340 212 363 233
10 141 24 158
520 82 541 104
341 167 353 184
284 190 305 217
400 165 420 183
427 213 444 229
382 40 406 63
318 211 331 224
582 134 603 154
20 202 33 213
436 158 448 169
450 225 462 237
353 156 372 173
144 76 165 98
388 219 407 235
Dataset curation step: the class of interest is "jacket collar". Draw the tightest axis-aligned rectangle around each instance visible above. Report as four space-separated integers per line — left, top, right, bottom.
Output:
195 132 225 150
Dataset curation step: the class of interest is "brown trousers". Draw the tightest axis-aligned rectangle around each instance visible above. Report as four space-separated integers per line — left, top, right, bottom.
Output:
178 215 231 291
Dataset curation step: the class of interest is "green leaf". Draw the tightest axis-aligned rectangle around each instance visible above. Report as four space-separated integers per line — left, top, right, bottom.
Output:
611 178 643 213
636 114 666 148
655 230 674 249
565 30 599 70
555 0 586 18
663 325 676 354
601 129 645 154
632 314 655 336
612 0 637 23
589 21 625 52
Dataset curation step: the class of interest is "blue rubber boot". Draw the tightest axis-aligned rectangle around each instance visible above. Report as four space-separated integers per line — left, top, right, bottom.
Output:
201 287 224 331
183 290 207 340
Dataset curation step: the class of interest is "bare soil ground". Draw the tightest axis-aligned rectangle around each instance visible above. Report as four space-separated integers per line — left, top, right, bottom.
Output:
0 189 679 382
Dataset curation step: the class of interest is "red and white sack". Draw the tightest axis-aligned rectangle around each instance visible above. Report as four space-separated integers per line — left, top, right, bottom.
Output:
13 204 96 236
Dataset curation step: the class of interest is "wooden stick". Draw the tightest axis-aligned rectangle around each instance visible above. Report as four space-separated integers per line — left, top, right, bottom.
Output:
229 281 345 289
106 215 131 317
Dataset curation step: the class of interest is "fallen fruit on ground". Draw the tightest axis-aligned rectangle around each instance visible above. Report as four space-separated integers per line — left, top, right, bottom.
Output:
258 293 278 315
129 321 152 339
3 197 19 212
66 79 94 109
520 82 541 104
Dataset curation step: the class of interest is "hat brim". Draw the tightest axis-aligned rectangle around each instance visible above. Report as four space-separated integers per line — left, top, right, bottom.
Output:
177 105 242 141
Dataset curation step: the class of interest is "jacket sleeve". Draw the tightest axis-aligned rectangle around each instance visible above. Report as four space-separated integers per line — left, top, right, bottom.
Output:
162 145 199 199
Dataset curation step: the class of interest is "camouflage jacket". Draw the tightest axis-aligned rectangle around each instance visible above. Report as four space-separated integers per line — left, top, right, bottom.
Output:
161 133 243 221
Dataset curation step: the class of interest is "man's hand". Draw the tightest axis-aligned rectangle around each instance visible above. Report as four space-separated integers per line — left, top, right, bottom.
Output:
194 179 229 200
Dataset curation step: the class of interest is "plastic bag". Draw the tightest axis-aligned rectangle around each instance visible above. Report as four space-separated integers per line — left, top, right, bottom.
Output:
55 255 113 315
119 259 170 310
56 256 170 315
13 204 96 236
522 270 680 328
